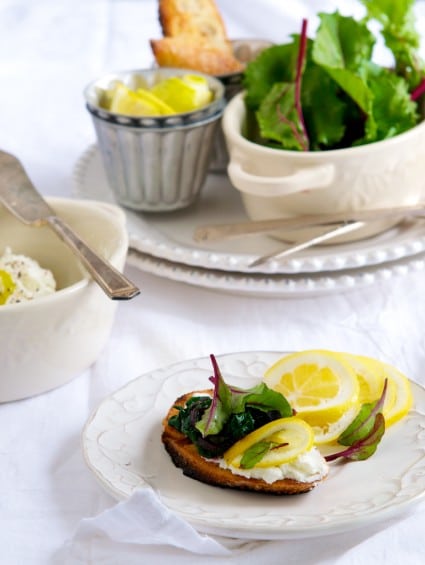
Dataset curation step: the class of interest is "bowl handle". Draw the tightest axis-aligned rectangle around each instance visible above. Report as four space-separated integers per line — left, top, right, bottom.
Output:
227 161 335 197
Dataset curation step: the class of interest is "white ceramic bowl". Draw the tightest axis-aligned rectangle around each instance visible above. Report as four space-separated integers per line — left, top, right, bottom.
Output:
222 92 425 242
0 197 129 402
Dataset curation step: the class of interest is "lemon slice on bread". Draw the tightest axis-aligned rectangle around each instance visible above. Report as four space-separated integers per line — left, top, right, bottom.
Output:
263 350 360 443
224 417 314 468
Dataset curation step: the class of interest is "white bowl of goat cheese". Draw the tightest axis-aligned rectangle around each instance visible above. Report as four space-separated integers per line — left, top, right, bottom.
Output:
0 197 129 402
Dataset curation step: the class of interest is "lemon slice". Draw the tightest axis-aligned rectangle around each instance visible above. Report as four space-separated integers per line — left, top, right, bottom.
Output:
151 75 213 113
135 88 175 114
352 354 412 427
0 269 15 305
263 350 412 446
109 83 174 116
98 80 122 110
342 354 386 404
181 74 213 105
341 353 397 416
263 350 360 444
224 417 314 468
264 350 359 418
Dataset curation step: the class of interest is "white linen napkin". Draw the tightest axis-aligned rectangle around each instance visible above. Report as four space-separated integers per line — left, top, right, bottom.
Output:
58 488 261 564
56 484 425 565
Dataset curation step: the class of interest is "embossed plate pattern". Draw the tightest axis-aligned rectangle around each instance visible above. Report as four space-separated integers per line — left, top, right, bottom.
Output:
73 145 425 275
82 351 425 540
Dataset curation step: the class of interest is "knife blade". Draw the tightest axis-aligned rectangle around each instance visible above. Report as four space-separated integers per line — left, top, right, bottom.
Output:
248 221 365 268
194 203 425 242
0 150 140 300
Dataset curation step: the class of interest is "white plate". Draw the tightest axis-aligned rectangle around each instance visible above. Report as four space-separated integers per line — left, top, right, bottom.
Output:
82 351 425 540
73 145 425 275
128 247 425 298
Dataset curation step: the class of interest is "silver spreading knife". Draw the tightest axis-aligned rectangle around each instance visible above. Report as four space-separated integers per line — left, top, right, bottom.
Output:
194 203 425 242
249 221 365 268
0 150 140 300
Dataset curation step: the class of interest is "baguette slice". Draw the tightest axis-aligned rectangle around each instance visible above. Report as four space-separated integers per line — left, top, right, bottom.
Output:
151 0 244 75
151 36 243 75
158 0 228 39
162 390 327 494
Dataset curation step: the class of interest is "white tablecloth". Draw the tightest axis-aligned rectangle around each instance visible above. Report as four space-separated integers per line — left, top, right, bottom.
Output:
1 1 425 563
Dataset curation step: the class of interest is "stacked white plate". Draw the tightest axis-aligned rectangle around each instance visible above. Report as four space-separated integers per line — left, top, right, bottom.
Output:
73 146 425 297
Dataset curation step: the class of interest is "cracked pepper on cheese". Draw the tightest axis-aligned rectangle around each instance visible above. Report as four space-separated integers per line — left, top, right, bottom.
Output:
0 247 56 305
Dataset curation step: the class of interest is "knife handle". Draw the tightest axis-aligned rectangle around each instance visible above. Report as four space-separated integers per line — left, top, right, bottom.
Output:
47 216 140 300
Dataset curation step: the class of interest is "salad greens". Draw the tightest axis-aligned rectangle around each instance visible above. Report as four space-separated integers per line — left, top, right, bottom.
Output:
168 354 292 458
169 354 387 464
325 379 387 462
240 439 290 470
243 0 424 151
235 379 388 468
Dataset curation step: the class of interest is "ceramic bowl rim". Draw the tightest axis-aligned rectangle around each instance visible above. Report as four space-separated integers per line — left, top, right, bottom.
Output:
83 67 225 126
223 91 425 159
87 104 225 131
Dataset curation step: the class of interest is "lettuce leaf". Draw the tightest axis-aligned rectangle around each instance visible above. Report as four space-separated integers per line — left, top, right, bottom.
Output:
195 354 232 436
257 82 308 151
325 379 387 462
243 0 424 152
313 11 375 113
300 55 348 149
195 354 292 437
364 66 418 142
360 0 423 89
240 440 276 469
230 381 292 416
243 42 299 111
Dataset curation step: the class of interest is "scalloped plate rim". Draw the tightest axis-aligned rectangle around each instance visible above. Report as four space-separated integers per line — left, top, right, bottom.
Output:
126 248 425 298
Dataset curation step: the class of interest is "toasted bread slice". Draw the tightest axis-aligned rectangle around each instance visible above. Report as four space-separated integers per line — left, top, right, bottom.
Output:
158 0 227 39
150 36 243 75
162 391 326 494
151 0 244 75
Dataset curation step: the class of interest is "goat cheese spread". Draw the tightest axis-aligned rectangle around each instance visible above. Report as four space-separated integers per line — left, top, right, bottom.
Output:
219 447 328 484
0 247 56 305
